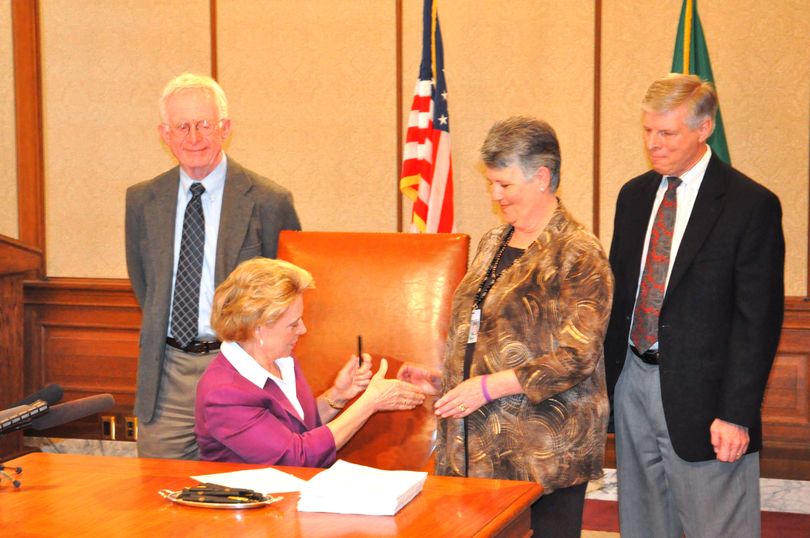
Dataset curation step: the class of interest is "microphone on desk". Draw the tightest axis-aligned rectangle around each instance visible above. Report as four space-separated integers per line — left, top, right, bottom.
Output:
0 400 50 434
0 384 65 434
27 394 116 431
9 383 64 407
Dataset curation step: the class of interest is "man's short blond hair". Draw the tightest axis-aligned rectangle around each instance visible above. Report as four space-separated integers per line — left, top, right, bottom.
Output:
211 258 314 342
642 73 718 131
159 72 229 123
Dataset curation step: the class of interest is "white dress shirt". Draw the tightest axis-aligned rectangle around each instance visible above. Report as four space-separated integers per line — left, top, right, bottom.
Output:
220 341 305 420
631 146 712 349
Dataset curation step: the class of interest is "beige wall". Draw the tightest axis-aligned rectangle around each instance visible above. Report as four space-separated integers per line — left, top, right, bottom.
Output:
27 1 810 295
601 0 810 295
0 0 17 239
39 0 210 276
217 0 399 233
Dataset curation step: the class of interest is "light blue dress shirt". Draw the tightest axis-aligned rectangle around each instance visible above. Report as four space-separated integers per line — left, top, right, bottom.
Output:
168 153 227 340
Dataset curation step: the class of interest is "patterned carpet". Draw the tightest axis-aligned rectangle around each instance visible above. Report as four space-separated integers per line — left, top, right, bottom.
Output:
582 499 810 537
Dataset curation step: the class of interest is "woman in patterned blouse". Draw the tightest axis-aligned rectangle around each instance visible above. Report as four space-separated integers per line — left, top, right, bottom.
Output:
398 117 614 538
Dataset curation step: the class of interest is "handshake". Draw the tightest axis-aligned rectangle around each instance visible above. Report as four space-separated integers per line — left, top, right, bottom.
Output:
326 355 443 415
328 353 488 421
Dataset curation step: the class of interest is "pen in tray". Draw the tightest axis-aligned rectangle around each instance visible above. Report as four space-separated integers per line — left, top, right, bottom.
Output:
182 484 264 499
184 483 251 494
180 494 255 504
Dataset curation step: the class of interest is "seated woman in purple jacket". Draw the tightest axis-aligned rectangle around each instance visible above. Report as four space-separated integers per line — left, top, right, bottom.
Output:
195 257 425 466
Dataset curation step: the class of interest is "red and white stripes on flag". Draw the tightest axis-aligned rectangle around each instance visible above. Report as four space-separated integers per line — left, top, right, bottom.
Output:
399 0 454 233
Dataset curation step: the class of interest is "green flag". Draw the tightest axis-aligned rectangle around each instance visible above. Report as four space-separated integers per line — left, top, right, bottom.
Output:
671 0 730 164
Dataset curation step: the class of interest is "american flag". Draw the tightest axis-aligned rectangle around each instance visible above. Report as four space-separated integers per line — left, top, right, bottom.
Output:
399 0 454 233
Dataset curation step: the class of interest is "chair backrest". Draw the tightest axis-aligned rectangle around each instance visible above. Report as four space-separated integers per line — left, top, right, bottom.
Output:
278 231 469 471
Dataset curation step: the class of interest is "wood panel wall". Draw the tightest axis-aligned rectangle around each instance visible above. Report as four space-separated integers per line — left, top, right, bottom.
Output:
23 279 140 439
0 236 41 461
760 298 810 478
0 277 26 458
21 279 810 479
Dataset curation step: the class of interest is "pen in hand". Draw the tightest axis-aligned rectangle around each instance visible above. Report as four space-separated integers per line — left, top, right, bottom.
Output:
357 335 363 367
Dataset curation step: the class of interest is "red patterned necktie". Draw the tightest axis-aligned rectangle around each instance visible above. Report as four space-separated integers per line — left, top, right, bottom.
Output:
630 176 681 354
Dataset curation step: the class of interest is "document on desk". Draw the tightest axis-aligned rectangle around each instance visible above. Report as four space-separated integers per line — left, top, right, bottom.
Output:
297 459 428 516
190 467 307 494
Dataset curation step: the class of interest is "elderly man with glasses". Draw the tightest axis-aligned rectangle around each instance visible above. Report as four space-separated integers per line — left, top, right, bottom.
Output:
125 73 301 460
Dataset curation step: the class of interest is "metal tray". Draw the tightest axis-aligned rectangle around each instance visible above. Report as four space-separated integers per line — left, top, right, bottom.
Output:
158 489 284 509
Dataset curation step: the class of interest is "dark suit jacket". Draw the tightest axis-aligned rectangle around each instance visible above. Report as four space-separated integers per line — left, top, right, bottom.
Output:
125 158 301 422
195 353 336 467
604 153 785 462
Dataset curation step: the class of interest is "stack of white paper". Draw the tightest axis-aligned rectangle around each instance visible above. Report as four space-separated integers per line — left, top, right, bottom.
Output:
297 459 428 516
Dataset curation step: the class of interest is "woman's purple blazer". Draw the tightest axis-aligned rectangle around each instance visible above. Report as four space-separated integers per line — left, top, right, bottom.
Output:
195 352 337 467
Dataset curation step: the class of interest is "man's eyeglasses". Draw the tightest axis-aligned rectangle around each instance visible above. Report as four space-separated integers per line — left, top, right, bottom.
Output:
164 119 223 139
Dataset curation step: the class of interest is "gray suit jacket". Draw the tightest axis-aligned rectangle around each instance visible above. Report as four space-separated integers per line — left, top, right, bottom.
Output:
125 158 301 422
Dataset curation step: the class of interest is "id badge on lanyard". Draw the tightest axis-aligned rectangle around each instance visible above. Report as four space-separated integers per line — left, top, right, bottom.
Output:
467 308 481 344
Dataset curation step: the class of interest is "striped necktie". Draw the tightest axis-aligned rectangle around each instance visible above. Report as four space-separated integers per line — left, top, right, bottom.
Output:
171 182 206 348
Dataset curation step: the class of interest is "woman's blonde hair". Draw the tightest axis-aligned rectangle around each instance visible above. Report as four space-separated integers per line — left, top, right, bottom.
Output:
211 258 314 342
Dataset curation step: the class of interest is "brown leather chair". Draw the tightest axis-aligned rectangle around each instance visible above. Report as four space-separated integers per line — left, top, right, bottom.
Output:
278 231 469 471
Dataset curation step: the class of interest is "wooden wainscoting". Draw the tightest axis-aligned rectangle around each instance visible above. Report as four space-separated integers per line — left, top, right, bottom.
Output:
603 297 810 479
23 278 140 440
759 296 810 479
22 279 810 478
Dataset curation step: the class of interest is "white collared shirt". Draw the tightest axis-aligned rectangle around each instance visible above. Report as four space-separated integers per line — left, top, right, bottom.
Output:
631 146 712 349
220 341 305 420
168 153 228 340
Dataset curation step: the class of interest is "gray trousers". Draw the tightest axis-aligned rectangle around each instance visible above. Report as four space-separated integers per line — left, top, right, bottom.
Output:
137 346 216 460
614 348 760 538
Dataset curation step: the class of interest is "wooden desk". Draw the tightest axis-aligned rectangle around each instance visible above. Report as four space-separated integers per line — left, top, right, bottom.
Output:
1 453 541 537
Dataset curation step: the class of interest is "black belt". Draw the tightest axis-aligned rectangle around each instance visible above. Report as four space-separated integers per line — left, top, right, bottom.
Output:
166 337 221 354
630 345 659 365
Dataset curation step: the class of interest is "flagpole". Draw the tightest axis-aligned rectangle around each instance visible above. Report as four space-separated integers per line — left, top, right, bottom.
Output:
671 0 730 163
682 0 692 73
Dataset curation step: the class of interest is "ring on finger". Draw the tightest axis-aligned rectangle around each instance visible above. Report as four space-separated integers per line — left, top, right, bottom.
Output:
458 404 467 413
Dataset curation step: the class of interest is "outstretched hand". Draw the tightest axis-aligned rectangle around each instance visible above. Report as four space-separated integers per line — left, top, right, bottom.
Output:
363 359 426 412
396 362 442 395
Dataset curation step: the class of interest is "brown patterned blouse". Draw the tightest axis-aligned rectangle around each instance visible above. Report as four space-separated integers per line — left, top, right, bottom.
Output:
435 202 614 493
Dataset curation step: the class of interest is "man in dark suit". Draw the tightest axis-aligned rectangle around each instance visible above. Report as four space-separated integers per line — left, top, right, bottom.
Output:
605 74 784 537
125 73 301 459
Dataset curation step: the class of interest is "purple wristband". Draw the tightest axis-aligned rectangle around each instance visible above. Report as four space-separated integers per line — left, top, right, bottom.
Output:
481 375 493 403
